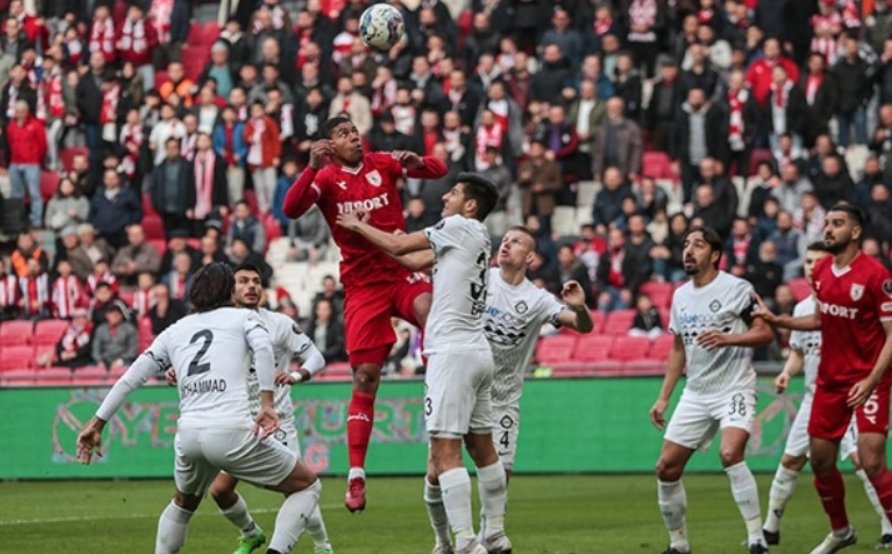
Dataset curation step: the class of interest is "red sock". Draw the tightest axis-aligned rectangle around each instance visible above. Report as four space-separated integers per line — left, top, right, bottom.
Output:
869 468 892 520
347 390 376 470
814 467 849 531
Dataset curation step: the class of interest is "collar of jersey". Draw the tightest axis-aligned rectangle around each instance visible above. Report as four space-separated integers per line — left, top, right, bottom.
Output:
338 162 364 175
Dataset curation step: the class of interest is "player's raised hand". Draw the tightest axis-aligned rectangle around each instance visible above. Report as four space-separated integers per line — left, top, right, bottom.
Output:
165 368 177 386
253 405 280 439
560 280 586 308
750 293 777 324
391 150 425 169
696 329 727 351
847 377 878 407
649 398 668 430
775 371 790 394
76 418 104 464
336 211 364 231
309 139 335 169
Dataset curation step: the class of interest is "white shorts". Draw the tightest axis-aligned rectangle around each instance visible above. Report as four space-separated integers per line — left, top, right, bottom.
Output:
492 402 520 471
664 388 757 451
271 420 302 458
784 393 859 461
424 349 495 439
174 427 296 496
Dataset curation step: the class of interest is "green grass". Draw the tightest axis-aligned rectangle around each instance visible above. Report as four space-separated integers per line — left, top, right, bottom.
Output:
0 474 886 553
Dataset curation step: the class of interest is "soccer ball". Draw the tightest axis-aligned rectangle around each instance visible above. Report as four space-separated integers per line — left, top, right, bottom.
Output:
359 3 405 51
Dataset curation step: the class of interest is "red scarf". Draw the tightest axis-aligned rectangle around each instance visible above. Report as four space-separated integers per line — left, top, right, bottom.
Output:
194 151 216 219
151 0 173 43
771 80 793 108
20 273 49 315
806 73 824 105
52 275 85 319
132 287 156 318
171 274 187 300
87 272 118 296
60 320 92 352
608 249 625 288
89 17 116 61
66 37 83 64
45 71 65 118
100 84 119 125
0 274 17 308
727 88 749 152
120 17 148 54
120 123 144 178
594 16 613 36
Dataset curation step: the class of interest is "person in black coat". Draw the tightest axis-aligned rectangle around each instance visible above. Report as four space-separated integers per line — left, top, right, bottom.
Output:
76 52 106 172
832 34 874 147
305 298 346 362
530 44 574 103
802 52 839 147
191 132 229 234
673 88 728 203
150 137 196 238
0 64 36 124
368 113 415 152
766 65 808 149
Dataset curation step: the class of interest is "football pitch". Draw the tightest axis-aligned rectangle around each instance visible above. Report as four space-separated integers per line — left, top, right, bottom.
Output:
0 474 887 553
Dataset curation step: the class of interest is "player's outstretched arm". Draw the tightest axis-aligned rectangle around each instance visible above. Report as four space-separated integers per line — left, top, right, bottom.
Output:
555 281 594 333
391 150 448 179
775 347 805 393
244 313 279 437
752 293 821 331
337 211 431 255
848 320 892 407
650 334 685 430
282 140 333 219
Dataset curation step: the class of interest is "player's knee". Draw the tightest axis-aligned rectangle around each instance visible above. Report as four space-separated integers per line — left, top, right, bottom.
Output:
719 447 744 467
655 457 682 481
173 490 201 512
859 455 885 477
352 365 381 392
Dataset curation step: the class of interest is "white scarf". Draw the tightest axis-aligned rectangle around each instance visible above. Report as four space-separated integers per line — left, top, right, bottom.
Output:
0 274 17 308
52 275 84 319
120 18 147 53
89 17 115 55
194 151 216 219
247 117 265 165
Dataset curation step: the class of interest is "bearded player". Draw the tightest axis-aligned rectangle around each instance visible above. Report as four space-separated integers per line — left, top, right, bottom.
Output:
754 204 892 554
282 116 448 511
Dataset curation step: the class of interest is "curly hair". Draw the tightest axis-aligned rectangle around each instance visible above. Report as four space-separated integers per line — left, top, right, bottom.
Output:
189 262 234 312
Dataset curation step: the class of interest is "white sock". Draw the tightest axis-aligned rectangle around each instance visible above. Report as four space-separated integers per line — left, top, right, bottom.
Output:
155 501 194 554
725 461 764 546
476 461 508 538
424 478 452 548
305 505 331 549
857 469 892 535
764 465 800 533
348 467 365 481
268 479 322 553
658 480 689 552
219 493 258 537
440 467 475 550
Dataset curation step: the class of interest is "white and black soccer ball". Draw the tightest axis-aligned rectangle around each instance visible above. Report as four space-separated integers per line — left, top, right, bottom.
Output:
359 3 405 51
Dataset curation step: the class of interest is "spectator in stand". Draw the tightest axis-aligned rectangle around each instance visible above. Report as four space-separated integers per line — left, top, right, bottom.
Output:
116 3 157 90
51 259 86 320
626 212 656 279
673 87 726 204
768 210 805 280
744 241 784 307
227 199 266 254
530 43 573 104
306 298 347 362
88 4 116 64
0 258 18 321
149 282 187 335
629 293 664 339
478 146 513 238
131 272 156 319
793 190 827 245
150 137 195 238
645 58 681 154
10 231 48 278
191 132 229 232
369 112 414 152
312 275 345 321
404 197 433 234
200 41 236 99
75 52 105 170
725 217 757 277
766 65 807 152
534 104 580 199
159 61 196 107
283 204 330 262
772 161 813 214
89 168 142 249
555 244 594 308
199 234 228 267
651 212 688 283
592 167 632 230
746 37 800 107
7 99 46 227
802 52 838 147
812 153 853 209
678 43 719 99
54 308 93 369
634 177 668 220
213 104 247 204
833 33 873 147
159 230 199 276
45 177 89 236
722 69 759 177
161 251 194 304
111 224 161 289
569 79 606 177
88 280 118 328
866 184 892 248
17 256 49 319
613 51 643 121
57 226 93 280
517 139 562 235
698 157 738 238
228 236 272 285
328 75 372 136
244 100 281 213
871 104 892 176
91 300 138 370
746 163 779 222
596 227 640 312
592 97 642 181
87 259 118 297
148 103 186 166
1 64 36 123
851 156 890 210
77 223 114 268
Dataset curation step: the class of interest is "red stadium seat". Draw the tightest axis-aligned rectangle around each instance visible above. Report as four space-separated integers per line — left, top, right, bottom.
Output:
601 310 636 335
648 334 675 360
118 290 135 306
0 320 33 347
748 149 772 177
148 239 167 258
642 152 671 179
572 336 614 362
40 170 61 202
33 319 68 346
32 343 56 366
535 335 577 364
610 336 652 362
640 281 674 308
142 215 165 240
788 277 811 301
60 147 90 172
0 346 35 371
622 358 664 374
143 192 158 217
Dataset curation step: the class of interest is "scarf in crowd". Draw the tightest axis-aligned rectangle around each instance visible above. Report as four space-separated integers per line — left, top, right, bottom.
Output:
593 15 613 36
247 118 264 166
771 80 793 109
727 87 749 152
628 0 657 42
151 0 173 44
194 151 216 219
89 17 115 58
488 99 510 131
0 274 17 308
45 70 65 119
392 104 416 136
66 37 83 64
6 84 18 119
120 17 148 54
20 273 49 315
87 272 118 296
52 275 85 319
805 73 824 106
132 287 156 318
60 320 92 352
474 122 504 170
100 83 119 125
181 132 197 160
371 79 397 116
170 272 187 300
120 123 144 179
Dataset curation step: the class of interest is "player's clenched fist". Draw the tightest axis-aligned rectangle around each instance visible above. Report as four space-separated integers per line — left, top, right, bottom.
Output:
560 280 586 308
391 150 425 169
649 398 668 430
76 417 104 464
309 139 335 169
774 371 790 394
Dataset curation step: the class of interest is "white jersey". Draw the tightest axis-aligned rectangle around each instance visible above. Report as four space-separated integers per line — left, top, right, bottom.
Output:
789 295 821 394
423 215 491 354
96 307 275 430
247 308 325 424
669 271 757 396
484 268 566 405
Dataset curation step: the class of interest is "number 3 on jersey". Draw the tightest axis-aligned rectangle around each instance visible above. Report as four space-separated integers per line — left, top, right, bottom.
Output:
187 329 214 376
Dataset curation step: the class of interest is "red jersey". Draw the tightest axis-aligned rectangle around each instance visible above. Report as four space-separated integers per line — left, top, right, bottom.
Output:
813 254 892 387
283 152 448 288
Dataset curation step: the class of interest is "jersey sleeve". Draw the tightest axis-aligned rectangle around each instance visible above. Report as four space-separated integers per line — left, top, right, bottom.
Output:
424 215 465 256
731 278 757 321
282 166 327 219
539 290 568 327
95 333 171 421
668 291 680 335
872 268 892 323
244 311 275 392
282 319 326 375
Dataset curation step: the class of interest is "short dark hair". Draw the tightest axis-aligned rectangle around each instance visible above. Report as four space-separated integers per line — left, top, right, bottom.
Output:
806 241 831 253
233 261 263 278
189 262 234 312
828 203 865 227
320 116 352 139
506 225 538 251
456 172 498 221
683 225 723 268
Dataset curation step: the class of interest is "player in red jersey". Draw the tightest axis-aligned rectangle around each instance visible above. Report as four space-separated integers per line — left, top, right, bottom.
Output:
755 204 892 554
282 116 448 512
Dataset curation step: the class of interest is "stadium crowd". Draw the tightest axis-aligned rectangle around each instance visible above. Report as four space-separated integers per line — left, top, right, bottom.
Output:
0 0 891 376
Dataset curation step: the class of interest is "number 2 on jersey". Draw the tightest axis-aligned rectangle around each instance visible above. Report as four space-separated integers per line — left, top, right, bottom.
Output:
187 329 214 376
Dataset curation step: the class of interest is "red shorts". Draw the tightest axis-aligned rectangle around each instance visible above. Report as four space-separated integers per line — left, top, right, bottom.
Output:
343 271 432 366
808 380 891 441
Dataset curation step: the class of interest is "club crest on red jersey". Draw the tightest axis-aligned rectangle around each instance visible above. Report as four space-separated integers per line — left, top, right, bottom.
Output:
366 170 382 187
851 283 864 301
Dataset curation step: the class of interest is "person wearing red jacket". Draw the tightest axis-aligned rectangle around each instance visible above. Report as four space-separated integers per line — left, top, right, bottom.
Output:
7 99 46 227
745 37 800 107
244 100 282 213
116 4 158 91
